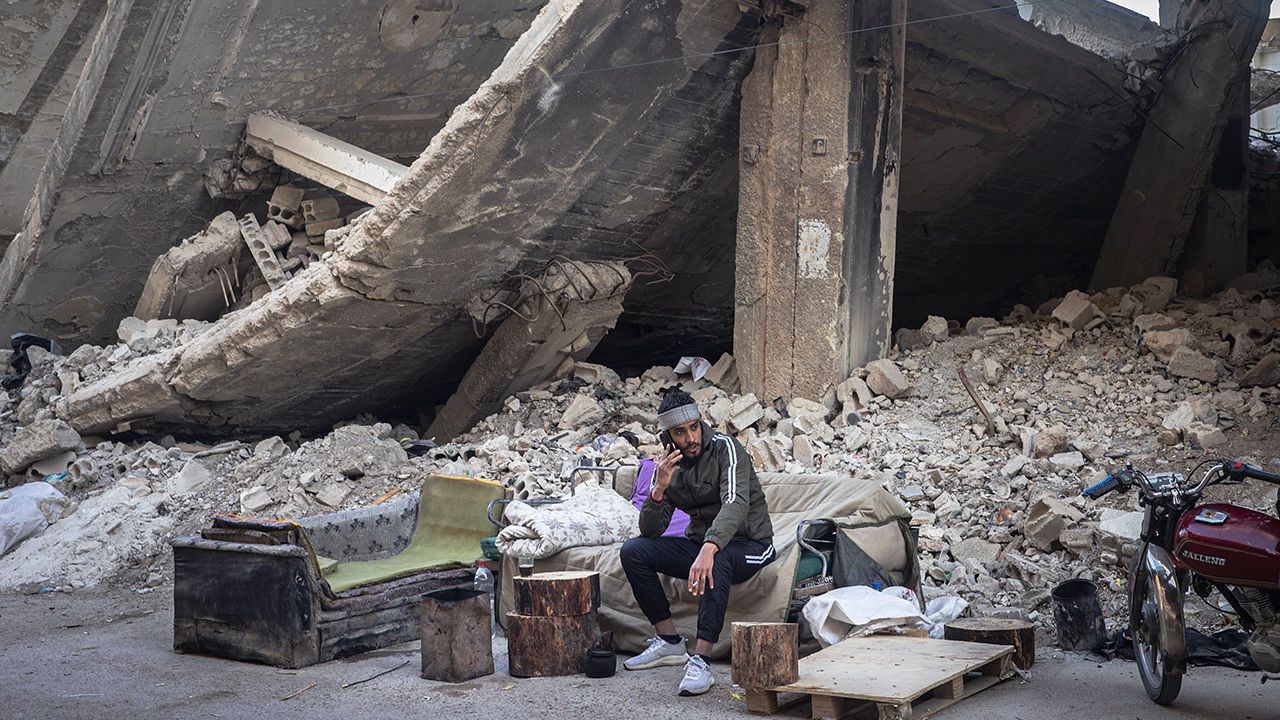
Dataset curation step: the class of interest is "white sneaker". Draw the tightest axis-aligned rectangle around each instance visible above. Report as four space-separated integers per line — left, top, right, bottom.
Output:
623 636 689 670
678 655 715 696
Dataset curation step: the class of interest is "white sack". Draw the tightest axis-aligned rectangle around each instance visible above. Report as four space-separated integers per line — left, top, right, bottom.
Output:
0 482 72 556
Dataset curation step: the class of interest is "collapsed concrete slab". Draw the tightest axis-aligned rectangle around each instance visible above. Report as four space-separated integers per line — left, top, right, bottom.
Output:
0 0 547 344
428 261 632 441
56 0 759 435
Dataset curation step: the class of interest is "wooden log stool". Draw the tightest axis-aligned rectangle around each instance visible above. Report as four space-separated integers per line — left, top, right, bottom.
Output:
507 570 600 677
944 617 1036 669
732 622 799 714
420 587 494 682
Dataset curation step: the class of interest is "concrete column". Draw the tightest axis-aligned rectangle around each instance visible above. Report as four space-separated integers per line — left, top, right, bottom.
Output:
734 0 904 401
1089 0 1268 291
1179 69 1250 296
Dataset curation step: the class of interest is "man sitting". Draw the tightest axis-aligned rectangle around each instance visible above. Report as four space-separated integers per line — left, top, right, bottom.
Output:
619 390 775 696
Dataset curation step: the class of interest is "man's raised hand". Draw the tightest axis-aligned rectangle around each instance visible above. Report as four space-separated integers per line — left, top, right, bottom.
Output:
652 448 683 499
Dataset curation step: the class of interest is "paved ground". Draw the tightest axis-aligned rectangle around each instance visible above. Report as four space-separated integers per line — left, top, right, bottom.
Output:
1 588 1274 720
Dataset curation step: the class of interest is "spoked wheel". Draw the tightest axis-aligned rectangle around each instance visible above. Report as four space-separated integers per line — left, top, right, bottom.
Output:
1131 565 1182 705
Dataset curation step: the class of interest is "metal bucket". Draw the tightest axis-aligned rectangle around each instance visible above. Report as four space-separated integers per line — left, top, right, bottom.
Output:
1051 578 1106 651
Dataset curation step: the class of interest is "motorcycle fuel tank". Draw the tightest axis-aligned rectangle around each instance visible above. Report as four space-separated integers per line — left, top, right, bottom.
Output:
1175 503 1280 589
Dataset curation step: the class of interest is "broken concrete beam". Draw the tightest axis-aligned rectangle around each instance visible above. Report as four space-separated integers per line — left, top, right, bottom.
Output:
428 261 632 442
0 418 82 474
133 212 243 322
246 115 409 206
301 196 341 224
44 1 765 436
1089 0 1269 289
55 352 189 435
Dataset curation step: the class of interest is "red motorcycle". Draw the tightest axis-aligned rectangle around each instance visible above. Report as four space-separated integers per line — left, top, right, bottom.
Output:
1083 459 1280 704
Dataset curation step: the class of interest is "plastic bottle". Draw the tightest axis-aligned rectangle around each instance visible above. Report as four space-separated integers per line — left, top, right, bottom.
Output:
473 559 496 637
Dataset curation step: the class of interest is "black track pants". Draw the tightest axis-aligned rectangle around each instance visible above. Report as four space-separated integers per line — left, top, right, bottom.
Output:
619 536 775 643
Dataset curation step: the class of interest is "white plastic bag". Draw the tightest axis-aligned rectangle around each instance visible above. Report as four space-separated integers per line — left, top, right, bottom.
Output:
0 482 72 556
802 585 927 647
924 595 970 638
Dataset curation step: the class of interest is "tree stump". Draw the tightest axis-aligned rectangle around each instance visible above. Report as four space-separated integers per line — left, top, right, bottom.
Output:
731 622 799 688
943 617 1036 669
420 587 494 682
506 612 599 677
513 571 601 617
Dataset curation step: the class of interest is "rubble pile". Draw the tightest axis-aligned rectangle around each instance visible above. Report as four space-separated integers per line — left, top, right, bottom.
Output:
1 267 1277 641
412 269 1280 631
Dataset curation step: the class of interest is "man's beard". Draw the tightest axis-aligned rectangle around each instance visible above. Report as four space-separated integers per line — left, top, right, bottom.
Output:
682 442 701 458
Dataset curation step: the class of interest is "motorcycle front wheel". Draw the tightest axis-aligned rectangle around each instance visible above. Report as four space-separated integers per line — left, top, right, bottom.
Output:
1131 563 1182 705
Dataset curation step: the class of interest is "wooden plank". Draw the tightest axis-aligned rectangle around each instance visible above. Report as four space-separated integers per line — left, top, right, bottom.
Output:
767 636 1013 704
810 694 848 719
746 688 780 714
910 674 1003 720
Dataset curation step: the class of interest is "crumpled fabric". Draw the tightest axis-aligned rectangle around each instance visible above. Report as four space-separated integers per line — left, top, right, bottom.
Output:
496 483 639 559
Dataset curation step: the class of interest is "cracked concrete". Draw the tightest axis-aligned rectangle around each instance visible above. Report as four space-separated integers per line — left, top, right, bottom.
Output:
13 0 1178 435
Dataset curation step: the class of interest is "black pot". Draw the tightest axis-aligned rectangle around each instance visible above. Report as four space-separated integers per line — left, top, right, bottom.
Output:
584 648 617 678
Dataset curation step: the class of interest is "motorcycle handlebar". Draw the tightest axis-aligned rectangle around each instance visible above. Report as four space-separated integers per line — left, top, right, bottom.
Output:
1082 473 1124 499
1228 461 1280 485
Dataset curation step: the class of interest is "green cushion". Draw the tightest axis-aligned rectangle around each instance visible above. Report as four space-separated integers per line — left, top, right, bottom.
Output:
315 554 340 577
324 474 506 593
795 550 826 582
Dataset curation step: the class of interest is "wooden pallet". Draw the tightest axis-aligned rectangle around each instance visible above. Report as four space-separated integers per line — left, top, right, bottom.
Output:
745 635 1015 720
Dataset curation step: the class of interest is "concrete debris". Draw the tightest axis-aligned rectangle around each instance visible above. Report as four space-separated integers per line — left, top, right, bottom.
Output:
0 272 1276 649
559 395 604 430
1166 345 1218 382
727 394 765 433
1239 353 1280 387
1024 497 1084 552
1051 290 1103 330
1142 328 1195 363
864 359 912 398
0 419 82 474
919 315 950 344
1032 425 1069 458
1132 313 1176 333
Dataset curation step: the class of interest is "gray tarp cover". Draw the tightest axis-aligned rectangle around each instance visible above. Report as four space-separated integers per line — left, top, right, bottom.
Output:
500 472 911 659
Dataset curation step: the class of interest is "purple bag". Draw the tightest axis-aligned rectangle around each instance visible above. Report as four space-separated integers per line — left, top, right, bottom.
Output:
631 459 690 538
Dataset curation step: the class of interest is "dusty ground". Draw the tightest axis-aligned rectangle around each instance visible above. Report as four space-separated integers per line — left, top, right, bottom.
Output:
1 588 1275 720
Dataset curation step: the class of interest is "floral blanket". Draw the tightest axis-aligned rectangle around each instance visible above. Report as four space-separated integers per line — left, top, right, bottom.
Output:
496 483 639 559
